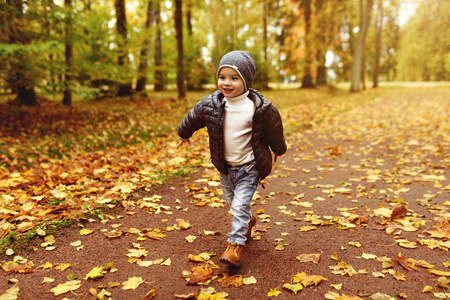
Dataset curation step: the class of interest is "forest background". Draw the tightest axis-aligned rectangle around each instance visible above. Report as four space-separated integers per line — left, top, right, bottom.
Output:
0 0 449 106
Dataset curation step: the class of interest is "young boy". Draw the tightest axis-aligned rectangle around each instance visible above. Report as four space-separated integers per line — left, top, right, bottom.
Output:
177 50 287 266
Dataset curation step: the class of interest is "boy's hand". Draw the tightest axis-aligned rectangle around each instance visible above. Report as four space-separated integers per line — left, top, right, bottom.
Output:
177 139 191 149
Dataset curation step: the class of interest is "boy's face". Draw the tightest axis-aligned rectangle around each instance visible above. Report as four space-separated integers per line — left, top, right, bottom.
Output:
217 67 246 98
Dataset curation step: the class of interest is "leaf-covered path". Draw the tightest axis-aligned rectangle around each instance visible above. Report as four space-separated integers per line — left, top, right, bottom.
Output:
1 87 449 299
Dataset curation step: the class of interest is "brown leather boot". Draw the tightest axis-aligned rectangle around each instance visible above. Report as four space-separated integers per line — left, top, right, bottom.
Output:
244 213 256 239
219 242 244 267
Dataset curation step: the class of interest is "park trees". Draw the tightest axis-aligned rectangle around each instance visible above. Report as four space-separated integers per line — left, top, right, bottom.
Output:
397 0 450 81
0 0 446 106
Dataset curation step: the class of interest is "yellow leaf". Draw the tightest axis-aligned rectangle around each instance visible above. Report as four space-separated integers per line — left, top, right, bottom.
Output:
38 262 53 269
324 291 340 299
388 269 406 281
373 207 392 218
176 219 191 230
299 226 316 232
161 258 171 266
85 266 106 280
292 272 327 286
188 252 215 262
430 269 450 276
42 277 55 284
331 252 339 261
243 276 257 285
185 235 197 243
50 280 81 296
137 260 153 267
348 242 361 247
0 284 19 299
283 283 303 294
423 286 433 293
54 263 71 271
331 283 343 290
267 288 282 297
122 276 144 290
360 253 377 259
127 248 148 258
79 229 93 236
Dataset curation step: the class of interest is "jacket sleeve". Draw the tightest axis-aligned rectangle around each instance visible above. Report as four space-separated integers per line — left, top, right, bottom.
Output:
264 105 287 155
178 100 206 139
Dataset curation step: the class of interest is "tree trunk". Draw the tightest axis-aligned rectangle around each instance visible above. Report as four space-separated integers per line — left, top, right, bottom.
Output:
316 49 327 85
7 0 37 105
115 0 133 97
301 0 315 89
174 0 185 100
63 0 73 106
262 0 269 89
372 0 383 88
154 1 163 91
185 0 194 90
350 0 374 92
136 0 154 93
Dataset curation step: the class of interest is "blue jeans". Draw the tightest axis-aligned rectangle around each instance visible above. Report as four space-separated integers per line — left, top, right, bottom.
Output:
220 161 259 246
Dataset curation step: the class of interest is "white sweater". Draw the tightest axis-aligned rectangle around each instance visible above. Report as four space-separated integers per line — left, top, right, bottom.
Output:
223 91 255 166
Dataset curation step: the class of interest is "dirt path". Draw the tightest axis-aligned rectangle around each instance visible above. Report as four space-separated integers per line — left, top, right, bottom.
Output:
1 87 449 299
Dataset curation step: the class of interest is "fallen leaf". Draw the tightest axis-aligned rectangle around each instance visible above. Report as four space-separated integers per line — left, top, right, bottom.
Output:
85 266 107 280
53 263 71 271
218 273 242 288
0 284 19 299
391 205 407 219
176 219 191 230
42 277 55 284
296 253 321 263
186 263 213 285
292 272 327 286
50 280 81 296
38 262 53 269
122 276 144 290
79 228 93 236
144 289 156 300
185 235 197 243
267 288 282 297
283 283 303 294
188 252 216 262
243 276 257 285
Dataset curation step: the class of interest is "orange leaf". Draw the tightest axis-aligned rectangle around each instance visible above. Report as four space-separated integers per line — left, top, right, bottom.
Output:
391 205 407 220
218 273 243 288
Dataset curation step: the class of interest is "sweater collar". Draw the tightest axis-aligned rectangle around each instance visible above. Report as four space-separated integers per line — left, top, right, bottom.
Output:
224 90 250 104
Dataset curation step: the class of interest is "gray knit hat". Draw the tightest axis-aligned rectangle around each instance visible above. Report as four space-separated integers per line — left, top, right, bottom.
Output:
216 50 256 92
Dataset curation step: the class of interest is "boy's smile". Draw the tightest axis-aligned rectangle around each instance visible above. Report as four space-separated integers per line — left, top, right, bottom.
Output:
217 67 246 98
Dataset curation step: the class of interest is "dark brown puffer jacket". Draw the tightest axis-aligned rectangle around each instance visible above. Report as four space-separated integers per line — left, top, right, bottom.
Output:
178 88 287 180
